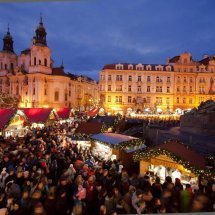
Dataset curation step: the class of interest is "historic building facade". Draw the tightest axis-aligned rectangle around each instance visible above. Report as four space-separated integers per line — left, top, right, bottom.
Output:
0 18 98 109
99 52 215 114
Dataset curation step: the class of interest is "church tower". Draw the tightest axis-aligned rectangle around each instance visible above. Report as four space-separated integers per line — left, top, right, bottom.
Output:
29 15 52 74
2 25 14 53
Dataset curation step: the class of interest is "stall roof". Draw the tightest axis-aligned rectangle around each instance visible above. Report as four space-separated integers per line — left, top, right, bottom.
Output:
0 109 16 129
20 108 56 123
87 108 99 117
55 108 71 119
134 140 205 169
91 133 139 146
76 122 103 135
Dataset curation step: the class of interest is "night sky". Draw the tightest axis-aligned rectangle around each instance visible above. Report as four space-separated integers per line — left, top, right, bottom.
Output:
0 0 215 80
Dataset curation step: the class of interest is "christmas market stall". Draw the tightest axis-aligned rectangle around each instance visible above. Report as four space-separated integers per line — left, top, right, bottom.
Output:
69 121 103 149
91 133 146 171
55 108 74 123
133 140 207 185
20 108 58 128
0 109 28 137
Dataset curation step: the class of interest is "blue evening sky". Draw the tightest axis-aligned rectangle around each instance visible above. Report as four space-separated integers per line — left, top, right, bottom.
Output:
0 0 215 80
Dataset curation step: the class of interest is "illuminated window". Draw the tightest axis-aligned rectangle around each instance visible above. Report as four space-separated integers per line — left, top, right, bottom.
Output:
116 85 122 91
128 75 132 81
108 85 111 91
128 85 132 92
128 96 132 103
108 96 111 102
116 75 122 81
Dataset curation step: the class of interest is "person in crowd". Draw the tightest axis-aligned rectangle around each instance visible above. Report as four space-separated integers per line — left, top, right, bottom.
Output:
0 120 213 215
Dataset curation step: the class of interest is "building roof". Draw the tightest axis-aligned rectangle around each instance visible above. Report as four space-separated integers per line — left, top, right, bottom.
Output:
134 140 205 169
76 121 103 135
0 109 16 129
169 56 180 63
52 67 67 76
198 55 215 65
20 108 56 123
21 48 30 55
55 108 71 119
102 63 173 71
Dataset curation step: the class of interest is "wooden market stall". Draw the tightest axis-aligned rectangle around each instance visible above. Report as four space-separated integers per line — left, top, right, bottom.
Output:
91 133 146 172
55 108 74 123
0 109 28 137
133 140 207 184
20 108 58 128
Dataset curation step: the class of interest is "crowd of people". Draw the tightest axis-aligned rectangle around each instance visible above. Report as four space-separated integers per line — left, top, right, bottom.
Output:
0 122 214 215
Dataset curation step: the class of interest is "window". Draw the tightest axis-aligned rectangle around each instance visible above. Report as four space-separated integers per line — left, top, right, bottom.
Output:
167 77 171 83
33 87 35 95
189 98 192 104
177 97 179 103
11 63 14 70
146 97 151 103
166 97 170 104
116 65 123 70
116 75 122 81
44 89 47 95
128 96 132 103
128 65 133 70
108 85 111 91
156 97 162 104
190 68 193 72
167 86 170 93
184 77 187 82
147 86 150 92
44 58 47 67
34 57 36 65
69 90 71 97
177 76 180 82
55 91 59 101
0 62 2 69
16 85 19 95
128 85 132 92
108 96 111 102
156 76 160 82
128 75 132 81
183 98 186 104
115 96 122 103
39 60 41 65
5 64 7 70
147 76 150 82
138 76 141 82
183 86 186 92
65 93 68 101
116 85 122 91
108 75 111 81
156 86 162 92
137 86 141 92
189 86 192 93
190 77 193 83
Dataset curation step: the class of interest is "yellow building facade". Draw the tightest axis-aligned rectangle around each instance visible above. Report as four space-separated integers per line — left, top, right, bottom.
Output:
0 18 98 110
99 53 215 114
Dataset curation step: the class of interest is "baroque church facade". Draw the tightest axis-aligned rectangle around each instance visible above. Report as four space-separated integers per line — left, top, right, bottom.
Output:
0 17 99 109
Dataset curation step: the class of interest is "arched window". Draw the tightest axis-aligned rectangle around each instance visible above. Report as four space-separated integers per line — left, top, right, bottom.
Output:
11 63 14 70
39 60 41 65
44 58 47 67
16 85 19 95
34 57 36 65
5 64 7 70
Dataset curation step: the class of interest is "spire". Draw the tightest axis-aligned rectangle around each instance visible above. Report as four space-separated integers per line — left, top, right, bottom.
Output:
2 24 14 53
61 59 64 69
34 14 47 46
